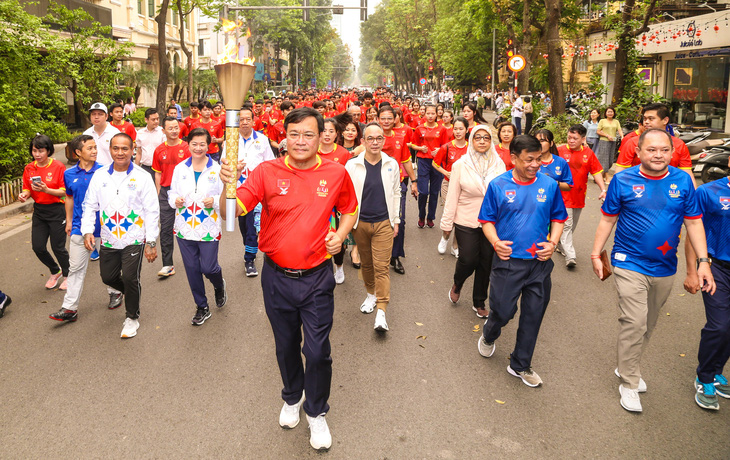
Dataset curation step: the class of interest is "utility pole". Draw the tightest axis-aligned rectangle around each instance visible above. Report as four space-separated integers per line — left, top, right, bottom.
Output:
491 28 496 110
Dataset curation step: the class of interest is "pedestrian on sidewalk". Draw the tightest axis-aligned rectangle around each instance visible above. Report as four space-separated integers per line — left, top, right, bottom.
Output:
168 128 227 326
346 122 401 331
443 125 505 319
477 135 567 388
219 107 358 451
81 133 160 339
683 154 730 411
591 129 714 413
49 135 124 322
152 116 191 278
19 135 69 291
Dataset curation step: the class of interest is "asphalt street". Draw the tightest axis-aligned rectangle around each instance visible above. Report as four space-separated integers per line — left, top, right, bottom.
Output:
1 175 729 459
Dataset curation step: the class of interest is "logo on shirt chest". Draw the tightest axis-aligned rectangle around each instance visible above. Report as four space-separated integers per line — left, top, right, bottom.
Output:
582 155 589 163
536 188 547 203
632 184 645 198
720 197 730 210
178 149 185 158
505 189 516 203
46 172 53 181
127 178 137 191
555 166 561 174
668 183 680 198
317 179 329 197
277 179 290 195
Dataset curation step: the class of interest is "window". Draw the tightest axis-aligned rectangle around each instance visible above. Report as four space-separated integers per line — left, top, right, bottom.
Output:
148 0 154 18
172 10 178 26
198 39 205 56
137 0 142 15
576 55 588 72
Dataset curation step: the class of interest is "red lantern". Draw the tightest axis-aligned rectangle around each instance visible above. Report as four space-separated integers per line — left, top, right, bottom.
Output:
562 54 567 58
589 52 593 56
714 25 720 32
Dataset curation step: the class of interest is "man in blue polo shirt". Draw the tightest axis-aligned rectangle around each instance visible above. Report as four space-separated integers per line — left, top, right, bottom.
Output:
684 155 730 411
49 135 123 322
592 128 715 413
477 135 568 388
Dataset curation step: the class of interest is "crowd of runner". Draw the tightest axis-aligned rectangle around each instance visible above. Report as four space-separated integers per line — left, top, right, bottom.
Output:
3 86 728 451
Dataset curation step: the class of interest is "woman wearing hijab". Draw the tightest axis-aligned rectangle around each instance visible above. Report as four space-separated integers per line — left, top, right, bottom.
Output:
441 125 506 319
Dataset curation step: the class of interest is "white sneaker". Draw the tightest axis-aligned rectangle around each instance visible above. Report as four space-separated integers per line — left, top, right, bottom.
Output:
478 336 495 358
619 384 643 412
614 368 647 393
306 414 332 450
334 265 345 284
451 247 459 258
121 317 139 338
437 237 448 254
374 309 389 331
360 293 376 314
279 393 305 428
157 266 175 277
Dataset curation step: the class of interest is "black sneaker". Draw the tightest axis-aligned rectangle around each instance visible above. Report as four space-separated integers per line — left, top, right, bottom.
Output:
0 294 11 318
215 279 227 308
245 261 258 277
191 307 211 326
108 292 124 310
49 308 78 322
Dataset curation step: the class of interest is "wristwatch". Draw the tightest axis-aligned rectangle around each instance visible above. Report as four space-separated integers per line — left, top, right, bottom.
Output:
146 240 157 248
697 257 711 265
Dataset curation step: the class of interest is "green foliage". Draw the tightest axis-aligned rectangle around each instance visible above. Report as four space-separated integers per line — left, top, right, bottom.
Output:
41 120 74 143
543 112 583 144
194 68 218 100
129 108 151 128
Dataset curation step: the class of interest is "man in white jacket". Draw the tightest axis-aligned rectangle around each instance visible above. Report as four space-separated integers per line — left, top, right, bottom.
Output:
81 133 160 338
345 123 401 332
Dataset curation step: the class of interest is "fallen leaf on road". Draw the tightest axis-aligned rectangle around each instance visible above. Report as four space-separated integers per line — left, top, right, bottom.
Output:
41 301 47 303
473 324 480 332
495 400 505 404
678 294 685 297
679 353 685 357
415 322 423 326
666 313 670 316
419 344 425 349
416 335 427 340
156 326 160 330
430 280 434 284
416 265 421 268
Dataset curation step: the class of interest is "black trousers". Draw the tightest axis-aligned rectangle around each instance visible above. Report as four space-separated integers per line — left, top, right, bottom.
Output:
483 257 553 372
32 203 69 277
158 186 175 267
99 244 145 319
453 224 494 308
261 258 335 417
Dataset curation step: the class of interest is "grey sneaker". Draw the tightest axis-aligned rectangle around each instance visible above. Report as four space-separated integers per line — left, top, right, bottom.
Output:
507 365 543 387
713 374 730 399
107 292 124 310
566 258 577 269
478 336 495 358
614 368 647 393
695 378 720 411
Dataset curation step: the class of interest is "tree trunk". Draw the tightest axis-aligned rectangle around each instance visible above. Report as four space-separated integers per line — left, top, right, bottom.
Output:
175 0 194 103
544 0 564 115
610 0 656 104
568 51 578 93
518 0 532 93
155 0 171 113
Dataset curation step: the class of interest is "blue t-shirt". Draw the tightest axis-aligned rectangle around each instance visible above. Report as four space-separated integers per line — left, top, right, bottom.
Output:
540 155 574 187
601 166 701 277
696 177 730 262
65 162 103 237
479 171 568 259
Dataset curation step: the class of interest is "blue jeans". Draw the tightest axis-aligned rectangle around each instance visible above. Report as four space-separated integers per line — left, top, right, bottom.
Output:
417 157 443 221
512 117 522 135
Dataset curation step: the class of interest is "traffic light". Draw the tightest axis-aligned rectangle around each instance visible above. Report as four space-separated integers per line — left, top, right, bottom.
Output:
428 65 434 71
507 38 513 47
428 70 433 79
428 58 433 64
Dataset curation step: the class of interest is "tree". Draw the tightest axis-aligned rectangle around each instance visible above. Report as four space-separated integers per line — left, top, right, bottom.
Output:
45 2 133 127
155 0 172 112
543 0 565 115
172 0 198 101
119 67 157 103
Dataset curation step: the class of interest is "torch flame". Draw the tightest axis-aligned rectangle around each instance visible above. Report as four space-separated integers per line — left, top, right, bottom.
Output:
246 27 252 38
217 39 256 65
220 18 243 32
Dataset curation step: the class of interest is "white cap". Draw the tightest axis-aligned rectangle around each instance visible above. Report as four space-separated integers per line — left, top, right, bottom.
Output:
89 102 108 114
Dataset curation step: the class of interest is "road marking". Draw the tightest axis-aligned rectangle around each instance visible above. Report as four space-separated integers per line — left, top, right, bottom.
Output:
0 221 32 242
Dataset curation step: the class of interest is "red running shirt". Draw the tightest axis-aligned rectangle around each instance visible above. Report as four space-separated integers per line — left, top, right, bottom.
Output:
191 120 223 153
22 158 66 204
433 141 468 181
318 145 349 166
615 135 692 170
152 141 191 187
412 124 448 159
495 143 514 171
557 144 603 209
110 121 137 140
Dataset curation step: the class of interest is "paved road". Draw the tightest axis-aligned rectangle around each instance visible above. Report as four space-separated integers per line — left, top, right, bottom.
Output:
1 181 728 459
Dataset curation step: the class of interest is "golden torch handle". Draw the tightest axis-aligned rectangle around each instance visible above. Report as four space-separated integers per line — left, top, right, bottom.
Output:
224 110 240 232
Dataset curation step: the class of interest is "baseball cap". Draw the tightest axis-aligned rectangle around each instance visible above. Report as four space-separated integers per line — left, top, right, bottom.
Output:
89 102 108 114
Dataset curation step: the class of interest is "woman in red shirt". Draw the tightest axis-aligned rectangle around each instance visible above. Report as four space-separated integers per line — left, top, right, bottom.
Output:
411 104 448 228
365 106 378 124
494 121 517 170
461 102 488 139
19 135 69 290
441 110 455 142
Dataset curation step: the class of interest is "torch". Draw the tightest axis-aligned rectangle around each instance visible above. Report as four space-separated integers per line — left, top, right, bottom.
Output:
214 33 256 232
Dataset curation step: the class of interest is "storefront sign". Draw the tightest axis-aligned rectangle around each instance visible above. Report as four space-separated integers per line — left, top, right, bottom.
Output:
674 47 730 59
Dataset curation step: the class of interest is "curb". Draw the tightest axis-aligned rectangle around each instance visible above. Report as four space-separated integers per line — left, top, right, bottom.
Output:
0 200 34 222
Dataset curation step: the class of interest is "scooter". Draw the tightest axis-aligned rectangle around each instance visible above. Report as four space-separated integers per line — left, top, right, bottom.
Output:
694 140 730 183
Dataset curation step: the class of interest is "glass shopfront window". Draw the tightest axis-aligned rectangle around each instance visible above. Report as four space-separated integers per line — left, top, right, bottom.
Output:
666 55 729 131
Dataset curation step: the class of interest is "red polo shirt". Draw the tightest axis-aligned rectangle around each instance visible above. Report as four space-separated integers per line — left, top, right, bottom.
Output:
412 124 447 159
318 145 349 166
152 141 191 187
433 141 468 180
236 156 358 269
110 121 137 141
183 114 201 130
616 134 692 170
558 144 603 208
22 158 66 204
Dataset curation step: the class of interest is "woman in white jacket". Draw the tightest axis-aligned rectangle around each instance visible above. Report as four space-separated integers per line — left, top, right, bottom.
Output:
168 128 227 326
441 125 505 319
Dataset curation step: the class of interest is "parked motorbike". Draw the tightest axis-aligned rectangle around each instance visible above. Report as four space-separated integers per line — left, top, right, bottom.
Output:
694 140 730 183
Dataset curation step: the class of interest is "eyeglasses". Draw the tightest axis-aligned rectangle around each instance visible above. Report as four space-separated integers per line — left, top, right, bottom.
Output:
473 135 491 142
288 131 317 141
365 136 385 143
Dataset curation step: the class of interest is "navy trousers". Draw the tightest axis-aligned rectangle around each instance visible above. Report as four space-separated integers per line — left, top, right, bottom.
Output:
697 262 730 383
392 180 407 259
177 238 224 309
261 258 335 417
237 212 258 263
482 257 553 372
417 157 443 221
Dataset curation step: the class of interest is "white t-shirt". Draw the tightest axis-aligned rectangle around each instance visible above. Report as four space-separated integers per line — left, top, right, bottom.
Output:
83 123 120 166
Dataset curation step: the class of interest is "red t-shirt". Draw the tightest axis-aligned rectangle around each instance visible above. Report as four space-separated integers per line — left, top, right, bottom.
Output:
360 105 374 123
558 144 603 208
268 121 286 143
110 121 137 140
253 117 264 132
191 120 223 153
22 158 66 205
412 124 448 159
615 135 692 169
433 141 468 180
441 125 455 143
324 110 337 118
495 143 514 171
236 156 358 269
177 120 189 139
152 141 191 187
318 145 349 166
183 115 201 130
407 114 424 129
336 102 348 113
210 114 224 129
